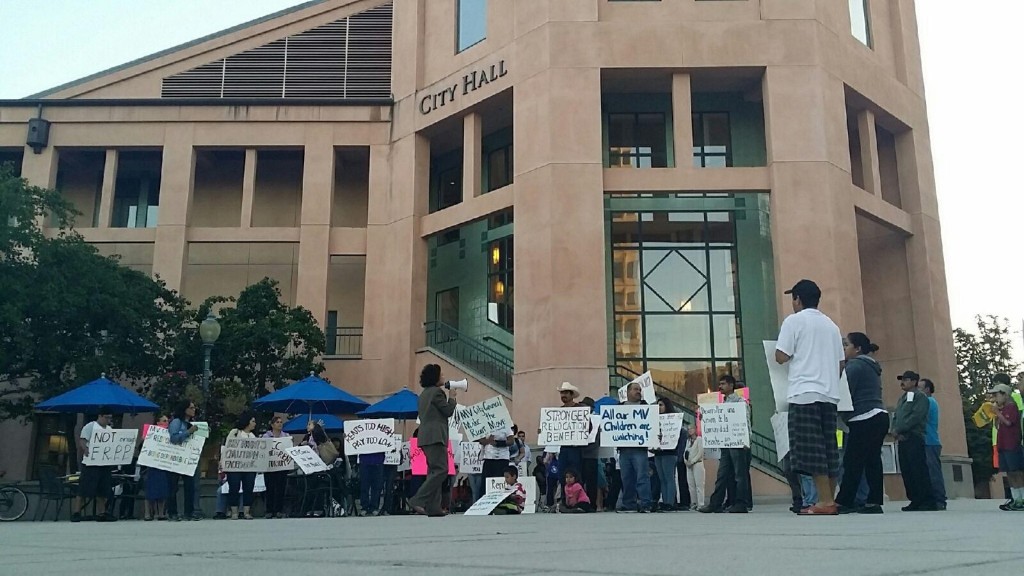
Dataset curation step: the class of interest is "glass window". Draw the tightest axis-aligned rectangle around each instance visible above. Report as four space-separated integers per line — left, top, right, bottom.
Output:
647 361 715 400
112 176 160 228
645 315 712 358
487 237 513 332
692 112 731 168
614 314 643 358
608 113 668 168
849 0 871 47
432 164 462 212
437 288 460 329
486 144 513 191
457 0 487 53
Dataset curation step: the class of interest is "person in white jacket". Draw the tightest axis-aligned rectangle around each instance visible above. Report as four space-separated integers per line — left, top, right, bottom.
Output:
684 425 705 509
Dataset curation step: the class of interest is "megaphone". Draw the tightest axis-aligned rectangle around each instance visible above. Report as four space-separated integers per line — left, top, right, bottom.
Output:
445 379 469 392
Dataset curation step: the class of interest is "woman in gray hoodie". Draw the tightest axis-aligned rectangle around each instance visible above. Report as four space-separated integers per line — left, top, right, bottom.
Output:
835 332 889 514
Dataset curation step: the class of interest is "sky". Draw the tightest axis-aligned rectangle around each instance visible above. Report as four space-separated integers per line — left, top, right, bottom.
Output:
0 1 1021 362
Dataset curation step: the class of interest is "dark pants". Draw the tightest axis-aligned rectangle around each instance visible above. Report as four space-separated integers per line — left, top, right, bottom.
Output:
264 471 288 515
409 443 448 515
898 435 934 507
360 462 384 514
925 444 947 506
167 472 196 518
226 472 256 507
836 412 889 507
582 458 599 506
382 465 398 514
649 457 660 504
605 465 622 510
676 458 691 508
708 448 751 510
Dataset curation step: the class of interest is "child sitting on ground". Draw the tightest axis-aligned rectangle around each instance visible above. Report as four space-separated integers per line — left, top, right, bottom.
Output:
559 470 595 513
492 466 527 515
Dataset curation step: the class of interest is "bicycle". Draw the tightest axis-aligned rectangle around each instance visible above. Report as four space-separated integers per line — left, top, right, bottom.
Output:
0 483 29 522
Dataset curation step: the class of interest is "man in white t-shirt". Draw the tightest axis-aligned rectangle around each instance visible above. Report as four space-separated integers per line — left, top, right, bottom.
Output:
479 429 511 481
72 407 115 522
775 279 845 516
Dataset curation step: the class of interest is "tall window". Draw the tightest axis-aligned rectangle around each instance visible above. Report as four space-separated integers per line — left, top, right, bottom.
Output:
607 113 668 168
430 150 463 214
112 175 160 228
849 0 871 47
487 236 513 332
457 0 487 52
692 112 731 168
486 143 513 191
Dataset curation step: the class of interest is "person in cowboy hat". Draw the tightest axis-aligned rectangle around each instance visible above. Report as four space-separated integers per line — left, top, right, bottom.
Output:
546 382 584 509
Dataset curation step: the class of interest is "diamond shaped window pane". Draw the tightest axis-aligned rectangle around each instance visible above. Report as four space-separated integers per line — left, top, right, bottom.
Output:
642 249 708 312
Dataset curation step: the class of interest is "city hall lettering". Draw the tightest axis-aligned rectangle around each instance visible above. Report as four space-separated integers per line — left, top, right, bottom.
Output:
419 60 508 115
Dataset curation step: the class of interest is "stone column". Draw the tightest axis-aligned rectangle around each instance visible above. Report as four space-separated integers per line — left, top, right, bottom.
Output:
240 148 257 228
462 112 482 200
295 128 334 326
671 73 694 168
95 149 118 228
857 109 881 196
151 125 195 291
20 144 58 230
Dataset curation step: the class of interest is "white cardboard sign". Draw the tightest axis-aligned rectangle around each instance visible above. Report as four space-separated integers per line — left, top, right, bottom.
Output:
485 476 537 514
285 445 328 474
82 428 138 467
459 441 483 474
266 436 295 472
344 418 398 455
538 407 591 446
771 412 789 462
599 405 658 448
456 397 513 441
658 413 685 450
384 434 402 466
764 339 853 412
463 488 513 516
221 437 271 472
699 402 750 449
138 427 205 476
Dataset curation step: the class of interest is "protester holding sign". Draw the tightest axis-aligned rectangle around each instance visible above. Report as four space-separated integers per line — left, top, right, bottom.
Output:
652 398 684 512
224 413 258 520
261 416 291 519
166 399 202 521
143 414 171 521
616 382 653 513
545 382 585 505
699 376 752 514
409 364 458 517
71 408 115 523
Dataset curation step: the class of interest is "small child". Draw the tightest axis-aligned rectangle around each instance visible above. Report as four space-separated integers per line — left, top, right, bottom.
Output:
492 466 527 515
559 470 595 513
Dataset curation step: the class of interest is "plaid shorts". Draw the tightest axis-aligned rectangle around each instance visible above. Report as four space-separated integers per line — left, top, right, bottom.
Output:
787 402 839 478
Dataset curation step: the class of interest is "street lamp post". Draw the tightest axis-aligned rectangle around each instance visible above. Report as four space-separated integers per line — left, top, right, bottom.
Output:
199 313 222 417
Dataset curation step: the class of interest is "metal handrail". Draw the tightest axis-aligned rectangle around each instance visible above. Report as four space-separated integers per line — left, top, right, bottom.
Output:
608 364 783 478
481 336 514 355
424 321 513 391
325 326 362 357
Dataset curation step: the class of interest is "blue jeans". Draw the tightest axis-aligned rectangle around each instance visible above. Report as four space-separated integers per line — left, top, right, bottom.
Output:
800 475 818 506
654 454 678 507
469 473 484 503
618 448 652 511
360 462 384 514
925 445 946 505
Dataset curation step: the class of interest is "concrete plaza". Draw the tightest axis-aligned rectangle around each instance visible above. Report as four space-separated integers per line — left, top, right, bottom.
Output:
1 500 1019 576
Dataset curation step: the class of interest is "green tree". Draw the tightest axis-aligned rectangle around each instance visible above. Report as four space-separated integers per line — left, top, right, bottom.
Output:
0 167 188 420
954 315 1021 485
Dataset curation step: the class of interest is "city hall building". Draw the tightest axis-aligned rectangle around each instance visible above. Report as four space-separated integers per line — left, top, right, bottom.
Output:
0 0 970 497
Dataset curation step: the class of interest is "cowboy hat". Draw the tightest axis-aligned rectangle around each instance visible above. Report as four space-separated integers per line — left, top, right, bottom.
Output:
556 382 580 397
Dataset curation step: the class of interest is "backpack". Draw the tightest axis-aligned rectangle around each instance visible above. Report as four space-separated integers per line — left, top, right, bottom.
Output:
318 441 339 465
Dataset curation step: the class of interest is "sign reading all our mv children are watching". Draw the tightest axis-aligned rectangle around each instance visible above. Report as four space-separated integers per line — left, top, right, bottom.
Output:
599 405 659 448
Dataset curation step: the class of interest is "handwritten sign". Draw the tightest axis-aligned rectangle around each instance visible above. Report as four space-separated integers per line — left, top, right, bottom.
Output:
266 436 295 472
398 441 412 472
408 438 456 476
456 397 513 441
285 445 328 474
771 412 789 461
538 407 591 446
459 441 483 474
384 434 402 466
138 427 205 476
588 415 601 444
344 418 398 455
83 429 138 466
599 405 658 448
764 340 852 412
485 476 537 514
699 402 750 449
463 487 513 516
658 413 685 450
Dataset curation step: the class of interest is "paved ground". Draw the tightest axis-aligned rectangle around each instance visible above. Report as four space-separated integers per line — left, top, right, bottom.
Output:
1 500 1020 575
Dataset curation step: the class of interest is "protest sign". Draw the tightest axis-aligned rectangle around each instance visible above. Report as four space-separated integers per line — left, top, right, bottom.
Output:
516 459 528 480
538 407 591 446
193 422 210 439
408 438 456 476
83 428 138 466
658 413 685 450
221 437 271 472
485 476 537 514
456 397 513 441
599 405 658 448
398 441 412 472
764 340 852 412
588 415 601 444
617 385 628 403
463 488 513 516
699 402 750 449
459 441 483 474
344 418 398 455
266 436 295 472
138 427 205 476
384 434 402 466
285 445 328 474
771 412 789 462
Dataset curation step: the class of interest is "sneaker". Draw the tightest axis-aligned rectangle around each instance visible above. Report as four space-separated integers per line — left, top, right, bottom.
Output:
858 504 884 514
70 512 81 523
1010 500 1024 511
637 508 650 513
616 508 637 514
213 512 227 520
697 505 720 514
789 505 802 514
836 504 858 515
998 502 1013 511
798 504 838 516
191 514 204 521
726 505 748 513
95 513 116 522
900 504 919 512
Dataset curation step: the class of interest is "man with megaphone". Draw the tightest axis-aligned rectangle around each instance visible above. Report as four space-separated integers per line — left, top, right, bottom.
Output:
410 364 458 517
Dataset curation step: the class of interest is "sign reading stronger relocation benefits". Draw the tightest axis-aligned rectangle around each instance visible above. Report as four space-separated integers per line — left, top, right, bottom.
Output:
599 405 659 448
82 428 138 466
138 426 205 476
538 407 591 446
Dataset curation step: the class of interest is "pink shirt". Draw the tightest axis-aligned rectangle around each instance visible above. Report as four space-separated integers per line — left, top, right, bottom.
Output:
564 482 590 506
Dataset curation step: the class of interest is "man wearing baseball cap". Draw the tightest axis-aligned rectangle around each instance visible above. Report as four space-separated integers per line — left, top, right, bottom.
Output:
891 370 936 511
989 375 1024 511
774 279 845 515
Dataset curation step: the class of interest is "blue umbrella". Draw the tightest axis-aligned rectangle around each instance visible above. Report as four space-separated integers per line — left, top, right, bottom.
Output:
252 373 369 415
357 388 419 420
593 395 618 413
282 413 344 434
35 374 159 414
